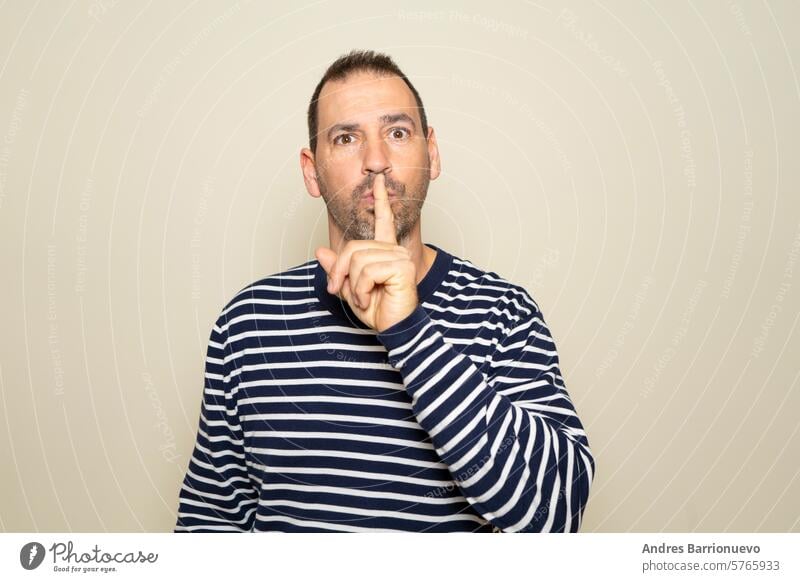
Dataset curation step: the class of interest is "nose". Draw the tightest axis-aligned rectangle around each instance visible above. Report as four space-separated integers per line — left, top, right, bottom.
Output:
361 135 391 177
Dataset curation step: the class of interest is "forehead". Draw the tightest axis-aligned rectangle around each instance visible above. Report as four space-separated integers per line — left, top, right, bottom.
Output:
317 71 419 130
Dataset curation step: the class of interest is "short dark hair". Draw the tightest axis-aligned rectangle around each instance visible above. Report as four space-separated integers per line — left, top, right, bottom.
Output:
306 49 429 153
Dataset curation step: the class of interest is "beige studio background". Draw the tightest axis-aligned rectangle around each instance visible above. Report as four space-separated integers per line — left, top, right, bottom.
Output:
1 0 799 533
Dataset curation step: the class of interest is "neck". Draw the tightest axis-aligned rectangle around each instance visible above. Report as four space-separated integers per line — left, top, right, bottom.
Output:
327 217 436 285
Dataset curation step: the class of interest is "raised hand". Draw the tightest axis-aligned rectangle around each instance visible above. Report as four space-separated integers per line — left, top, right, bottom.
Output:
316 173 419 332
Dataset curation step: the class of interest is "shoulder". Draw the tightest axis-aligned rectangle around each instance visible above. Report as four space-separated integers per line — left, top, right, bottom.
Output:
444 251 542 319
212 258 319 333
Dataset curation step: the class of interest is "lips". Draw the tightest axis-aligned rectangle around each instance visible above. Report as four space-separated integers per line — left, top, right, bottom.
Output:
362 190 396 200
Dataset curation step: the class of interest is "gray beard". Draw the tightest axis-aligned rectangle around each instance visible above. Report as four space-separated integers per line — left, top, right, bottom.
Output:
319 179 427 243
340 202 419 243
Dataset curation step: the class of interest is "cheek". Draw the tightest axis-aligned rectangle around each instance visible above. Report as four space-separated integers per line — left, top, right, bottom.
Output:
329 145 364 165
321 147 359 174
398 144 431 174
320 167 361 196
401 162 430 193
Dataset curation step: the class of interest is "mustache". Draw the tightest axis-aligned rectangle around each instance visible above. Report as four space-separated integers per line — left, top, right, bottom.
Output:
353 174 406 198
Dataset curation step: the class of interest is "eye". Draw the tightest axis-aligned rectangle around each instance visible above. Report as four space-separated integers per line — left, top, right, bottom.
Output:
389 127 410 140
333 134 357 146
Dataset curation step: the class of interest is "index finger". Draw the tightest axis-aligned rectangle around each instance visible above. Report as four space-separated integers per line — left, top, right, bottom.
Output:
372 173 397 244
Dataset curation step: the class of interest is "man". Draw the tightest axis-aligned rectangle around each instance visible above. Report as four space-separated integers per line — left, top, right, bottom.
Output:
175 50 595 533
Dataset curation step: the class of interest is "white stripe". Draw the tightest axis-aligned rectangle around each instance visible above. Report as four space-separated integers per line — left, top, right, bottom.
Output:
386 320 436 359
427 369 483 438
514 393 569 404
447 434 488 473
238 412 421 430
402 343 450 386
409 352 463 403
185 468 249 490
492 378 552 396
253 464 453 487
428 317 510 334
579 449 594 487
227 325 375 344
490 360 561 372
179 484 256 505
437 408 486 457
446 337 496 348
490 414 537 522
235 377 404 392
431 290 533 315
248 430 434 450
258 498 486 525
486 392 502 421
415 363 468 423
474 426 522 500
248 447 446 470
254 514 404 533
565 439 574 532
424 302 521 321
190 456 251 475
199 414 241 432
490 408 516 458
238 395 411 410
542 424 561 532
460 410 518 489
225 359 395 382
221 297 317 317
235 284 314 294
223 342 387 365
177 509 254 527
441 279 523 295
198 430 242 448
512 403 577 417
259 482 469 505
507 415 551 531
194 441 245 460
220 310 333 333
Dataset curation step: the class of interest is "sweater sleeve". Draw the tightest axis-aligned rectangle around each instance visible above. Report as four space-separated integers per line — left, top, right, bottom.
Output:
174 314 258 532
376 294 595 533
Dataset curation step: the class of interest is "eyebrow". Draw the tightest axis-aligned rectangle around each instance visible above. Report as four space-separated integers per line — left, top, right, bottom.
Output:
326 112 417 141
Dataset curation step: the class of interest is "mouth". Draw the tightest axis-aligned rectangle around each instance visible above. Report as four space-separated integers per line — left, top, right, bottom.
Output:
362 190 397 202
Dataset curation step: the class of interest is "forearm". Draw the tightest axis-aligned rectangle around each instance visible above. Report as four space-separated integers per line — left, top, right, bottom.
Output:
378 306 594 532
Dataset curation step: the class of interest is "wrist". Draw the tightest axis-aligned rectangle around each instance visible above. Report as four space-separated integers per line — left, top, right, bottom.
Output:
376 305 431 359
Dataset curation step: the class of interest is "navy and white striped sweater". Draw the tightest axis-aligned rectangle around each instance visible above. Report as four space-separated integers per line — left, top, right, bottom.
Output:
175 243 594 532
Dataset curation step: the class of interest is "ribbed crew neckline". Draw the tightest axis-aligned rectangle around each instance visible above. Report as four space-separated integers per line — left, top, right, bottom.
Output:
313 242 453 326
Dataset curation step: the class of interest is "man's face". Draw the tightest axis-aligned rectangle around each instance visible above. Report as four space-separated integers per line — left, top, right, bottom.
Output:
309 71 437 243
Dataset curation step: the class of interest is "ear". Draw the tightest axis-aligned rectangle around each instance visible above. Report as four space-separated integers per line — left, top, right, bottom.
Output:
300 147 322 198
425 126 441 181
